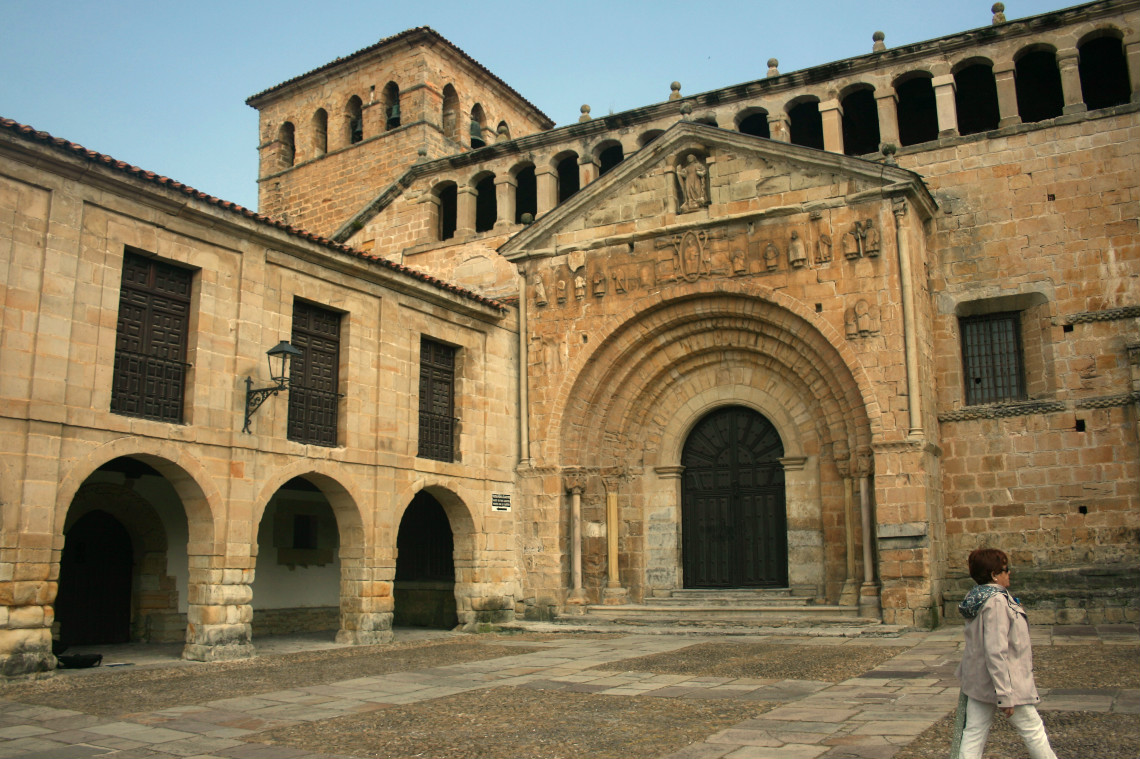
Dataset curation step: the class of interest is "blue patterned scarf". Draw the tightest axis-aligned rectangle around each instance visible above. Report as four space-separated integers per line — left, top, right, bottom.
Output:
958 583 1009 619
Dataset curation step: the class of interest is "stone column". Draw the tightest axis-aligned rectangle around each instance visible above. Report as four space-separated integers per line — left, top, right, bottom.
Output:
893 198 923 438
494 175 517 231
535 167 558 218
578 155 597 190
420 194 442 245
836 456 859 607
819 99 844 154
183 563 255 662
874 89 900 149
932 74 959 137
767 112 791 143
0 542 56 676
1057 49 1087 115
455 185 477 237
337 556 394 645
994 62 1021 127
566 477 586 606
856 450 881 619
601 476 627 604
1126 39 1140 103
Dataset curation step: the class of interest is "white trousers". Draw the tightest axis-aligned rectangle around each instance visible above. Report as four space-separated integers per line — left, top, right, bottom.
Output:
959 696 1057 759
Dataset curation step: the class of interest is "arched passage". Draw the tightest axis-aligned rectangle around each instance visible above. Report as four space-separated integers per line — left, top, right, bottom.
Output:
394 491 457 628
57 510 133 646
681 406 787 588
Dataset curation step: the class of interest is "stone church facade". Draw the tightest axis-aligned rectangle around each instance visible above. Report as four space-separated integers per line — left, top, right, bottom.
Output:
1 1 1138 676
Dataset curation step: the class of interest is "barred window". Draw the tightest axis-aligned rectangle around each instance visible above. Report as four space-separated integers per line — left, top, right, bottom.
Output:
960 312 1025 405
418 337 456 462
111 251 193 423
288 300 341 447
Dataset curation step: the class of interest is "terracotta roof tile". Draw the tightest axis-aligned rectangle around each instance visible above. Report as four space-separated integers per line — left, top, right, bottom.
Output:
0 117 507 313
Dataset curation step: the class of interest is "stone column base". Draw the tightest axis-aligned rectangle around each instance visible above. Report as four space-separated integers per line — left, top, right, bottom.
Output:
839 579 860 607
601 586 628 605
859 582 882 619
182 641 255 662
336 629 393 645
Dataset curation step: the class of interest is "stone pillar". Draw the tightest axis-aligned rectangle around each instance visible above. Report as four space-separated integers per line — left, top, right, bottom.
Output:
1057 49 1087 115
894 198 923 439
494 175 517 231
857 451 881 619
566 478 586 606
455 185 477 237
535 167 558 218
337 557 394 645
183 563 255 662
578 155 597 190
1126 39 1140 103
836 457 859 607
767 112 791 143
874 89 900 149
932 74 959 137
819 99 844 154
994 62 1021 127
601 476 627 604
420 194 442 245
0 543 56 677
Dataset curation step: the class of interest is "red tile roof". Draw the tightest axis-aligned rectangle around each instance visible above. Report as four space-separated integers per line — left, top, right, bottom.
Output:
0 117 507 313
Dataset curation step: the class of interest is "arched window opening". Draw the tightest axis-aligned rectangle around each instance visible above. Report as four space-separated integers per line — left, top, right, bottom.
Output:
346 95 364 144
277 122 295 168
1079 36 1130 110
639 130 664 147
311 109 328 155
737 112 770 138
556 154 579 203
896 75 938 146
383 81 401 130
470 104 486 149
598 144 624 175
442 84 460 142
1015 49 1064 123
496 120 511 141
514 166 536 222
474 174 497 233
841 88 880 155
436 182 457 241
954 63 1000 135
394 491 457 629
788 100 823 149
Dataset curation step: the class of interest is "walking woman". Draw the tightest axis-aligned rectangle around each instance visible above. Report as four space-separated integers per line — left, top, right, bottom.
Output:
954 548 1057 759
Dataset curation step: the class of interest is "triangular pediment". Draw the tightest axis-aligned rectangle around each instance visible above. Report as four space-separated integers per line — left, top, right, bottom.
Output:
499 121 934 261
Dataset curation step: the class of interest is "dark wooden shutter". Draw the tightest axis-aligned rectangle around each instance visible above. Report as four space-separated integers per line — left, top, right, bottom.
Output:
288 301 340 446
111 251 192 423
418 337 456 462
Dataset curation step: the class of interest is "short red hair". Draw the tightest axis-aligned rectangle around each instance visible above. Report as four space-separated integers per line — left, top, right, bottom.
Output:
968 548 1009 585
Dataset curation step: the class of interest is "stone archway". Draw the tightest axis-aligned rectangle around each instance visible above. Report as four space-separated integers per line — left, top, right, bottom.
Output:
394 491 457 629
56 510 133 646
681 406 787 588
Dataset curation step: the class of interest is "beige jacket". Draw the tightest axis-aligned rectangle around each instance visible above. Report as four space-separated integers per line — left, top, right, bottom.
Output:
955 587 1040 707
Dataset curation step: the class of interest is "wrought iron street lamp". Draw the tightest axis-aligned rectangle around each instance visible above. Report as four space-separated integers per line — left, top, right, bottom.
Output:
243 340 303 433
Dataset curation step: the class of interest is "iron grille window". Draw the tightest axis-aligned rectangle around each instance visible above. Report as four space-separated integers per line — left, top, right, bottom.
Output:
418 337 456 462
287 301 341 447
960 311 1025 405
111 251 192 423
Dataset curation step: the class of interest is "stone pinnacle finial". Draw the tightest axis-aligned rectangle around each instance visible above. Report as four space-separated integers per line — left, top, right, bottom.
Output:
872 31 886 53
669 81 682 101
881 142 898 165
767 58 780 77
992 3 1006 24
679 101 693 121
579 105 592 123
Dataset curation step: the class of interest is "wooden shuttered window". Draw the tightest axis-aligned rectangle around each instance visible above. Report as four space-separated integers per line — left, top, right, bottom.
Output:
111 251 193 423
287 300 341 447
418 337 456 462
960 311 1025 406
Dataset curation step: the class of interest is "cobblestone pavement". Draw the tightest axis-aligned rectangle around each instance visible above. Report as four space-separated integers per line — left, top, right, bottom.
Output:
0 624 1134 759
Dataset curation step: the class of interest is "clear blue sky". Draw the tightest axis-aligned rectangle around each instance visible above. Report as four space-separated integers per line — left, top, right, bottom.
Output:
3 0 1072 211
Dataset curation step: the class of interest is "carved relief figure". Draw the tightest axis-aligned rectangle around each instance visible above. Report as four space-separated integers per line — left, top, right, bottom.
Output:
844 308 858 339
732 248 747 275
533 275 548 307
574 272 586 300
764 242 780 271
843 222 862 259
556 279 568 304
844 300 879 337
592 269 607 297
863 218 880 257
855 300 872 335
676 155 709 213
612 267 629 294
788 231 807 268
816 232 833 264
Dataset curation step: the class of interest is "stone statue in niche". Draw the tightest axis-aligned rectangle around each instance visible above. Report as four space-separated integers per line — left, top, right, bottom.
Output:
574 272 587 300
556 279 568 304
863 218 881 257
732 248 747 275
816 232 833 264
843 222 862 260
764 242 780 271
787 231 807 268
676 155 709 213
844 299 879 338
612 267 630 294
592 269 607 297
844 309 858 339
533 275 548 307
